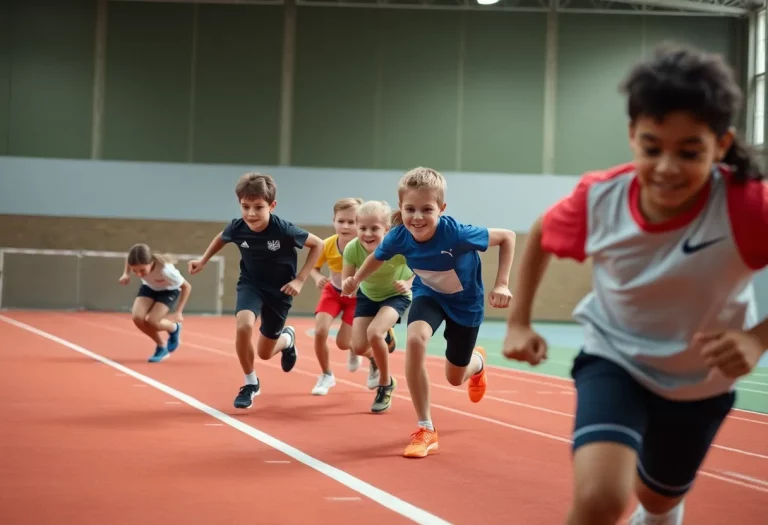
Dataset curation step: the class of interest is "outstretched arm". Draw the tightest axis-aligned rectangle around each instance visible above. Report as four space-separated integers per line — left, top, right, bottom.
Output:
486 228 516 308
189 232 226 274
282 233 323 296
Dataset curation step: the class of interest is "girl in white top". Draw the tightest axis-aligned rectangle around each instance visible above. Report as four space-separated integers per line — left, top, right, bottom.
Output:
119 243 191 363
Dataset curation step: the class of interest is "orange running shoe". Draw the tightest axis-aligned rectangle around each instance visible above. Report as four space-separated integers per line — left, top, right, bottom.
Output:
468 346 487 403
403 427 439 458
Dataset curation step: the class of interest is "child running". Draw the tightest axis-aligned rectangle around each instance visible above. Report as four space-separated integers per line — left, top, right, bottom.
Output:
118 243 191 363
189 173 323 409
343 168 516 456
342 200 413 413
309 197 364 396
502 44 768 525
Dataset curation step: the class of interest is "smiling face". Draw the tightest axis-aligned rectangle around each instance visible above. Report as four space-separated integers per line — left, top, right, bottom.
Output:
630 111 733 222
333 208 357 243
240 197 275 231
356 213 388 252
399 188 445 242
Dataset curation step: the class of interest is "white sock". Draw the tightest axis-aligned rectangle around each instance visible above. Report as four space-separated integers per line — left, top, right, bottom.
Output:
418 420 434 431
280 331 292 348
630 502 684 525
245 372 259 386
473 350 484 375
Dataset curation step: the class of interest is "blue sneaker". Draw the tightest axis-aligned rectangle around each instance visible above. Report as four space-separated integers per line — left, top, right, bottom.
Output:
168 322 182 352
148 346 170 363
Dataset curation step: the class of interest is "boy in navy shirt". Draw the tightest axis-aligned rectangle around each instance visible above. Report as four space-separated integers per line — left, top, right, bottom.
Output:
343 167 516 458
190 173 323 409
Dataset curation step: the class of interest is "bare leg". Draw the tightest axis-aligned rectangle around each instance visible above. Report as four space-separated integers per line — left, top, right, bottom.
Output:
566 442 636 525
367 307 399 387
131 297 163 346
235 311 257 374
313 312 334 374
405 321 432 423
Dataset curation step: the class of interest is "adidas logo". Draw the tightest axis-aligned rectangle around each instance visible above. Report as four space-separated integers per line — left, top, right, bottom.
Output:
240 241 249 248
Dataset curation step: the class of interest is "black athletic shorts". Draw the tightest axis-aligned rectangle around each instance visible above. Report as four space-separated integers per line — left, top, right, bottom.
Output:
406 295 480 367
571 350 735 498
235 282 290 340
137 285 180 308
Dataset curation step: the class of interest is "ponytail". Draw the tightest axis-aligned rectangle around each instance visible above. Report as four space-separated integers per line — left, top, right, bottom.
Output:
153 252 178 265
722 134 765 183
391 210 403 227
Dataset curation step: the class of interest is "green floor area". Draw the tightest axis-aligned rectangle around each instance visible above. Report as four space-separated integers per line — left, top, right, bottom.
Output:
384 320 768 415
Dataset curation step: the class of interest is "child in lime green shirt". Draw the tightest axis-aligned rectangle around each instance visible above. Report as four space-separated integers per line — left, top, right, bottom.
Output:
342 200 414 414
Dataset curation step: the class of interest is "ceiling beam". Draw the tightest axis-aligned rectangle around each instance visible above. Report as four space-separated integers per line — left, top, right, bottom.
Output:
606 0 750 16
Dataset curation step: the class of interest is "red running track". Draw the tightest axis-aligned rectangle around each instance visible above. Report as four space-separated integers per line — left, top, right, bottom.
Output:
1 311 766 524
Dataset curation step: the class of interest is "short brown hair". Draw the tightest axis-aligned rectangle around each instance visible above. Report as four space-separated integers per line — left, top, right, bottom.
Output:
235 172 277 203
333 197 363 217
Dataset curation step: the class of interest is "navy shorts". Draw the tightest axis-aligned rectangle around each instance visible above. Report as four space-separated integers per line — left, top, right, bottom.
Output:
137 285 180 308
235 283 290 340
407 295 480 367
571 351 735 498
354 289 411 323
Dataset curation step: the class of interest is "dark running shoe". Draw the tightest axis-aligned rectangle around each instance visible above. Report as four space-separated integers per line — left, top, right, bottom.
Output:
280 326 298 372
234 383 260 409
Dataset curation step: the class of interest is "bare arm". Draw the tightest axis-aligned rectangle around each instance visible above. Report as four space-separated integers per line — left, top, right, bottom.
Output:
342 260 357 282
118 258 131 284
506 218 551 326
487 228 516 289
176 280 192 313
189 232 226 274
748 318 768 351
296 233 323 283
354 253 386 284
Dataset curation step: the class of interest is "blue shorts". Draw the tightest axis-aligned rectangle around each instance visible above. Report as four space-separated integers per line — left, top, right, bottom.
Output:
571 351 735 498
354 290 411 323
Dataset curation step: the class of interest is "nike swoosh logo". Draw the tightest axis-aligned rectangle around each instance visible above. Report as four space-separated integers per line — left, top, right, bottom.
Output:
682 236 725 254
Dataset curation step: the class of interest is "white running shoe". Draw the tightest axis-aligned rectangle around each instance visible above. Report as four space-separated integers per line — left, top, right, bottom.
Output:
347 350 361 372
311 373 336 396
366 358 380 390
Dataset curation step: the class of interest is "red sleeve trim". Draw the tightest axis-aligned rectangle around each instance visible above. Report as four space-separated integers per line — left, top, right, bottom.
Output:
726 174 768 270
540 163 635 262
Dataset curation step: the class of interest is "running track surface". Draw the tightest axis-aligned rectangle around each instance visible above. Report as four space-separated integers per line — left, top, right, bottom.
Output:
1 311 767 525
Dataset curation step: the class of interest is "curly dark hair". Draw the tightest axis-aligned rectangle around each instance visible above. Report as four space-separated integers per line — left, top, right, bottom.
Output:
620 42 763 182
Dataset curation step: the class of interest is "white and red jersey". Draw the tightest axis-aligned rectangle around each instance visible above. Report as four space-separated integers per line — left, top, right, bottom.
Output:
542 162 768 400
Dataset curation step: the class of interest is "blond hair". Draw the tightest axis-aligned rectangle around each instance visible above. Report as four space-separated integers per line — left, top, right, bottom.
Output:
127 243 177 266
333 197 364 217
235 172 277 203
392 166 447 226
357 200 393 228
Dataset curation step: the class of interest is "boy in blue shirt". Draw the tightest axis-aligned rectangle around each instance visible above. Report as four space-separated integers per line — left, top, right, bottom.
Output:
343 166 516 458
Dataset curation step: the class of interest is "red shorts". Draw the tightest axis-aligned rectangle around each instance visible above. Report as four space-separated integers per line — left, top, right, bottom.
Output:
315 282 356 325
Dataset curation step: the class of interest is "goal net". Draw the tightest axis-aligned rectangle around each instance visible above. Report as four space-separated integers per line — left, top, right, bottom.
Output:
0 248 225 315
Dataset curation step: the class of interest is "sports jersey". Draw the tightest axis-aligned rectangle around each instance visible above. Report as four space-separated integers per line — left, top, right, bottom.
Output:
141 262 184 292
374 215 489 327
222 214 309 303
343 238 413 302
542 162 768 401
315 234 345 289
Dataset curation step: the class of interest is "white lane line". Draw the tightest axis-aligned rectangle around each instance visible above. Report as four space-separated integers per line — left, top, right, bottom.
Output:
0 315 452 525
